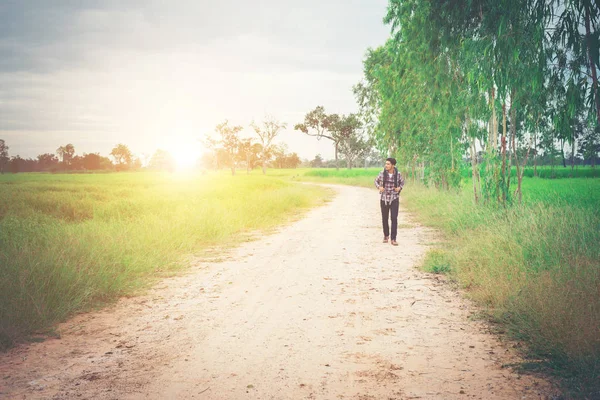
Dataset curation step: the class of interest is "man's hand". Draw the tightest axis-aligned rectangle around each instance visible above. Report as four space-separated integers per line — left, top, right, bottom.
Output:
379 186 385 194
394 187 402 193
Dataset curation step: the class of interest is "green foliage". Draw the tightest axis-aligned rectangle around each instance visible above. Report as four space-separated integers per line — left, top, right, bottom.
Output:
357 0 600 204
295 106 372 169
0 172 330 349
422 249 452 274
401 179 600 397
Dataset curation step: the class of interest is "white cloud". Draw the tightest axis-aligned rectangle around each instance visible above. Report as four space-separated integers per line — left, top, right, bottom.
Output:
0 0 390 160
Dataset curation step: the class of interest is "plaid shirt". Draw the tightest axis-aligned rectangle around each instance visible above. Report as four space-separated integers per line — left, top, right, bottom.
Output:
375 169 405 205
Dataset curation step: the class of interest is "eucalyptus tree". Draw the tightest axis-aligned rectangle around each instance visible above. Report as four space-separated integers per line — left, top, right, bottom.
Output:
551 0 600 124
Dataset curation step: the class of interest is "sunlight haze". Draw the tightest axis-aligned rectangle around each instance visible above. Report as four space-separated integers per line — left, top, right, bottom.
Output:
0 1 390 161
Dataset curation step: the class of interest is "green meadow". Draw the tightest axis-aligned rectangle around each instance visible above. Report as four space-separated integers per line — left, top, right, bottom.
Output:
1 167 598 395
298 167 600 395
0 171 331 349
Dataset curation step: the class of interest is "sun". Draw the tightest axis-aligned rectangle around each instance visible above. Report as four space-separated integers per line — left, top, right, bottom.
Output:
171 147 199 170
164 136 203 171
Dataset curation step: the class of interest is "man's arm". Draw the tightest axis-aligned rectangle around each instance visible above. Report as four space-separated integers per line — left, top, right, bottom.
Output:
374 171 383 188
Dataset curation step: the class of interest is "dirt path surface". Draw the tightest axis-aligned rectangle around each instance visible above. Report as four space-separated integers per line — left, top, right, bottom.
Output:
1 184 555 400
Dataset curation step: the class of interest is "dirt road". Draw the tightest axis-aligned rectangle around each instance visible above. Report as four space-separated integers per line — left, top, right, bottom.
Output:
1 184 554 399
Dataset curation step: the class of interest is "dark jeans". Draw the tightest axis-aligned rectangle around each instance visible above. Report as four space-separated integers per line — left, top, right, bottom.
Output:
380 199 399 240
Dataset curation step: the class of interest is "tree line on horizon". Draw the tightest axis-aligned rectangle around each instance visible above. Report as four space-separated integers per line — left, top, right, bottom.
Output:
198 113 381 175
0 137 304 175
0 111 380 174
355 0 599 204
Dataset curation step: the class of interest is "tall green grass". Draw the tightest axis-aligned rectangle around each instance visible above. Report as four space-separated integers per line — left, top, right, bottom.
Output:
457 165 600 179
403 179 599 395
0 172 330 349
296 169 600 397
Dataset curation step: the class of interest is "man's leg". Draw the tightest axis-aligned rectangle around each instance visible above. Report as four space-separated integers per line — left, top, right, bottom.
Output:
380 200 390 239
390 199 399 241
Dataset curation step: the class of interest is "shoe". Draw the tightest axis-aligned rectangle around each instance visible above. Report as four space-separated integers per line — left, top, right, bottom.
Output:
383 236 389 243
391 240 398 246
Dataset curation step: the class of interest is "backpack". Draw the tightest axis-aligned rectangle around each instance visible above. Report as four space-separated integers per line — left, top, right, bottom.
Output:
383 167 399 189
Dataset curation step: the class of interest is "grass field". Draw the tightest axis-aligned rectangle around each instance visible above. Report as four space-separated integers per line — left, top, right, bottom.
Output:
1 167 598 395
0 171 331 349
296 167 600 397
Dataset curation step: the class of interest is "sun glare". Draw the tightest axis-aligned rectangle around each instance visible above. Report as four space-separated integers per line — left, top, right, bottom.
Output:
164 135 203 171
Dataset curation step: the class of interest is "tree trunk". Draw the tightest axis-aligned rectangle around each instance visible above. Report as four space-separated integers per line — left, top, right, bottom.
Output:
507 91 516 197
450 136 454 170
262 161 266 175
335 142 339 171
501 101 508 204
470 136 479 204
510 94 519 203
561 139 566 168
584 3 600 124
571 138 576 172
533 132 538 177
491 88 497 153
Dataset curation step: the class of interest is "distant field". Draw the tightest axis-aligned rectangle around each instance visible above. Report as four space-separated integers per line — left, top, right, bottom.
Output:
296 168 600 395
0 171 331 349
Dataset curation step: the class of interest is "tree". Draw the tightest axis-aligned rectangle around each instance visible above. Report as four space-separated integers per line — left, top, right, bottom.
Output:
148 149 176 171
110 143 133 171
274 152 302 169
81 153 112 170
251 116 287 174
0 139 9 174
310 154 324 168
201 134 222 171
36 153 59 171
332 113 371 169
56 143 75 167
294 106 344 170
215 120 243 176
238 138 258 174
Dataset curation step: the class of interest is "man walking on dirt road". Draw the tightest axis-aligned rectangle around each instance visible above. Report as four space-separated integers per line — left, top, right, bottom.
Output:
375 158 405 246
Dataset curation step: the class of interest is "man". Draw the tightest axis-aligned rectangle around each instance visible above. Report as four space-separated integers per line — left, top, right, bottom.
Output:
374 158 405 246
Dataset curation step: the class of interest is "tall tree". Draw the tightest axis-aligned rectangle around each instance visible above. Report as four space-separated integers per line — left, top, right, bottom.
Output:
110 143 133 170
0 139 9 174
215 120 243 176
333 114 372 169
251 116 287 174
56 143 75 167
294 106 344 170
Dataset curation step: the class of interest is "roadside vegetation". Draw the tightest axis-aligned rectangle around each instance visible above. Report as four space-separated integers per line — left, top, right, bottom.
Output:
297 167 599 397
0 171 331 350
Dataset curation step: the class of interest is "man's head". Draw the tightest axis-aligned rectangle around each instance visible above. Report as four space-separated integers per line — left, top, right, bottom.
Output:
385 157 396 171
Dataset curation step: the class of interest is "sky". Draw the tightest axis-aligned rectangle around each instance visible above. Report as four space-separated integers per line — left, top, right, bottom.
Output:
0 0 390 163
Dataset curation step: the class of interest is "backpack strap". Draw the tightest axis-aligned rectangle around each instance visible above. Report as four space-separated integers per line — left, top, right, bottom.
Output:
394 167 398 188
